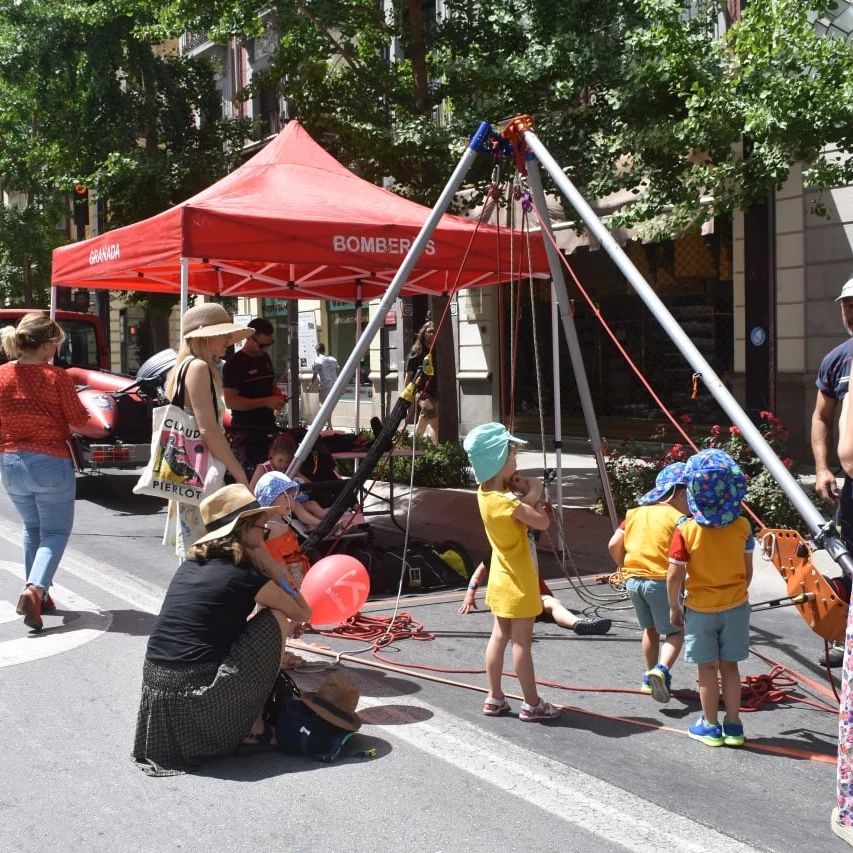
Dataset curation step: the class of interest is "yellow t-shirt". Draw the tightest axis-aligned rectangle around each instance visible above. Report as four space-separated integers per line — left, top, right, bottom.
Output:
477 487 543 619
621 503 685 581
669 516 754 612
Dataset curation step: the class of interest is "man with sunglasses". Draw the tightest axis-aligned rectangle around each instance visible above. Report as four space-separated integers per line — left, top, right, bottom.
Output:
223 317 285 475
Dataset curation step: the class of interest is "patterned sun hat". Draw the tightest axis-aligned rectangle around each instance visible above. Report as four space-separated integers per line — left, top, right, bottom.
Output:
254 471 300 507
683 449 747 527
463 422 527 484
638 462 687 506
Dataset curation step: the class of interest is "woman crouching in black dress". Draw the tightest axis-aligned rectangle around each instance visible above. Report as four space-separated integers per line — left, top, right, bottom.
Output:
133 484 311 775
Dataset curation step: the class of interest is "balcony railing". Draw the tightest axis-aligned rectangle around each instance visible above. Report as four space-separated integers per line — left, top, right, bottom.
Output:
180 31 211 54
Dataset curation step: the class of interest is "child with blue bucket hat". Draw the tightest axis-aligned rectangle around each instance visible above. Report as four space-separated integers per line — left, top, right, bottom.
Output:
667 449 754 748
463 422 560 722
608 462 689 702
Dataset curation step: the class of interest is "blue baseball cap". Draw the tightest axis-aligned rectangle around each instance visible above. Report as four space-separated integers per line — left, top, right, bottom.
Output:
254 471 300 507
638 462 687 505
683 449 747 527
463 422 527 484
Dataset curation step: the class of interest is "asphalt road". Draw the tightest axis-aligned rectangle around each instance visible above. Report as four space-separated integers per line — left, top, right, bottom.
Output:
0 469 846 852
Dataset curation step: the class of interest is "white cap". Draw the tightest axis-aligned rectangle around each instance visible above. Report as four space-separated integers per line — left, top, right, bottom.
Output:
836 278 853 301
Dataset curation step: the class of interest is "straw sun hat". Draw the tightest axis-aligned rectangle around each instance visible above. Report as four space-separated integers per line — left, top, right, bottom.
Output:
192 484 276 546
301 672 363 731
182 303 253 341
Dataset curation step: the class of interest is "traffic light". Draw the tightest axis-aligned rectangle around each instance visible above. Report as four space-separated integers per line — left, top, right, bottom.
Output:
72 184 89 227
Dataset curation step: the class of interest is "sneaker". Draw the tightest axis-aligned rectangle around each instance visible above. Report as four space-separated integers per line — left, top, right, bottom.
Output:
572 616 612 636
722 716 745 747
519 699 561 722
831 807 853 846
645 664 672 703
640 673 652 694
688 717 724 747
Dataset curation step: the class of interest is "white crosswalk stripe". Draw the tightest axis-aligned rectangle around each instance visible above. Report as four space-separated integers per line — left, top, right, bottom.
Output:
0 560 112 667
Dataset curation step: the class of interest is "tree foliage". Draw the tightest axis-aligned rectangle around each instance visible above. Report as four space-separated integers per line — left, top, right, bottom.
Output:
0 0 249 305
2 0 853 305
146 0 853 233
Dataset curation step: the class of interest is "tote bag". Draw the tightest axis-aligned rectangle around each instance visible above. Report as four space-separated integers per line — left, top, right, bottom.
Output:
133 359 225 504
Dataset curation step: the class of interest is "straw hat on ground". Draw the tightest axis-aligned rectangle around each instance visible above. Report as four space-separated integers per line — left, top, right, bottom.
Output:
301 672 362 731
182 303 253 341
192 484 276 546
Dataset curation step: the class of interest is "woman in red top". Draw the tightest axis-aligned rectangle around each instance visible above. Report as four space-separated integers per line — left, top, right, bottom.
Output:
0 312 88 632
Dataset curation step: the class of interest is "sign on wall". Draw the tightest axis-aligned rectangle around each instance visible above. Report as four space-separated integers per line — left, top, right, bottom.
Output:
299 311 318 369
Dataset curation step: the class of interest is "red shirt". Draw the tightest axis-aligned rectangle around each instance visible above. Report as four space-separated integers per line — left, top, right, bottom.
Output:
0 362 89 458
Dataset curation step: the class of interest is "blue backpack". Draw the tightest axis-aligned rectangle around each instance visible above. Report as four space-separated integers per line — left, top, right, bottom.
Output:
273 698 356 762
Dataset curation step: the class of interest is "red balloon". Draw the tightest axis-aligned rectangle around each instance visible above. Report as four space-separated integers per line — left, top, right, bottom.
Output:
301 554 370 626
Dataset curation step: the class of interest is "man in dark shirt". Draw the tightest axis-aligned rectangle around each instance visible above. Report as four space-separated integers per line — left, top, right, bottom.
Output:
811 276 853 667
223 317 285 475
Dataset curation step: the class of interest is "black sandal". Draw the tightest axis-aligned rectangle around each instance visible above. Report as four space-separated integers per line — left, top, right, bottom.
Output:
237 723 278 756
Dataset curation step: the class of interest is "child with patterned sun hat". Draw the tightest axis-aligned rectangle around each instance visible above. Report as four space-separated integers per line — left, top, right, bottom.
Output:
667 449 754 748
609 462 689 702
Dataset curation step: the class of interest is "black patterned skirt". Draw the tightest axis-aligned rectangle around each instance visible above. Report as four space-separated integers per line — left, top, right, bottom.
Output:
132 609 281 776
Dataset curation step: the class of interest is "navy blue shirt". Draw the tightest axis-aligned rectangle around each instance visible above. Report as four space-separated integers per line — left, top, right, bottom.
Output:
223 349 276 431
816 338 853 400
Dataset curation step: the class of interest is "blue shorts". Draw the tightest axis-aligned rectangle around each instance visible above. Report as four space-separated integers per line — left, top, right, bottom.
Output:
683 603 750 664
625 577 680 636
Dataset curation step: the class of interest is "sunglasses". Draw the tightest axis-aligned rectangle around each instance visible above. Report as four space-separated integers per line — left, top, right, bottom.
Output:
257 340 274 349
253 521 271 541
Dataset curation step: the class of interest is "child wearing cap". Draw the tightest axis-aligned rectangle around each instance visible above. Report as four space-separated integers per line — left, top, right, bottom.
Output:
608 462 689 702
667 449 754 748
462 422 560 722
253 472 311 589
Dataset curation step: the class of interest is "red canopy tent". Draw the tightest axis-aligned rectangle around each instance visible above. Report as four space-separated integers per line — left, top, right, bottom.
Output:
51 121 547 300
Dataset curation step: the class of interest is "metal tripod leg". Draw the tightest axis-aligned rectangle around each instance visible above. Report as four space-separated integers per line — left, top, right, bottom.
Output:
526 160 619 530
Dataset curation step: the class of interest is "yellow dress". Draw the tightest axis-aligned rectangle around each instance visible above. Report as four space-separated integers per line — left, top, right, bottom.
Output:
477 487 543 619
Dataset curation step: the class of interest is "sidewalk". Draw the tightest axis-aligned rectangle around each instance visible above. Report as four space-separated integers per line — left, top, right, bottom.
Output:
360 447 825 601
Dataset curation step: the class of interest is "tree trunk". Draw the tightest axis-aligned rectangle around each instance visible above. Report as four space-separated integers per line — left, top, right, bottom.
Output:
407 0 429 114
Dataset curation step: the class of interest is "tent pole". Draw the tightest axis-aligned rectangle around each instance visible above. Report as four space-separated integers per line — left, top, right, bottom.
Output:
550 281 564 552
354 282 363 434
287 121 494 478
524 128 853 576
526 159 619 530
49 286 57 320
179 258 189 335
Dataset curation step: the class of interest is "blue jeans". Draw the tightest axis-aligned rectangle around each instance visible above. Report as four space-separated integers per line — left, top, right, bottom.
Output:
0 451 76 590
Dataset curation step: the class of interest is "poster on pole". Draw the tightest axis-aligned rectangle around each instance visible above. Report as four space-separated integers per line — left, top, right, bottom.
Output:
299 311 318 370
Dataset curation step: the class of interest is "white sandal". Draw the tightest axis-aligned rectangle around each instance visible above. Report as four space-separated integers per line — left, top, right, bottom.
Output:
483 696 511 716
519 699 561 722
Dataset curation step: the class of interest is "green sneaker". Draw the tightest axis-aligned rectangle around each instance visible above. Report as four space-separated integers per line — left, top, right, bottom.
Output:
722 716 745 747
640 673 652 694
688 716 724 747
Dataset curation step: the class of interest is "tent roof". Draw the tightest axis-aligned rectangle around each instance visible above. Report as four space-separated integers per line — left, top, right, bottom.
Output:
52 121 548 301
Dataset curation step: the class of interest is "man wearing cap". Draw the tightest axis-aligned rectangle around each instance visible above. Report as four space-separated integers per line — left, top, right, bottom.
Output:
223 317 285 476
811 276 853 666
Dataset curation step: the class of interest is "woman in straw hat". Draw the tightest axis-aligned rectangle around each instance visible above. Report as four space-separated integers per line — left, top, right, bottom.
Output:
133 484 312 776
162 302 255 558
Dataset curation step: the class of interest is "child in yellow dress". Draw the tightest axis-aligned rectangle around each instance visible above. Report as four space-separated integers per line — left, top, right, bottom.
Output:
463 422 560 722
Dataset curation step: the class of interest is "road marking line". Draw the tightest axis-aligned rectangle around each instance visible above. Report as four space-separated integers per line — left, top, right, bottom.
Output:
0 562 112 668
0 599 19 624
0 518 163 615
357 696 757 852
